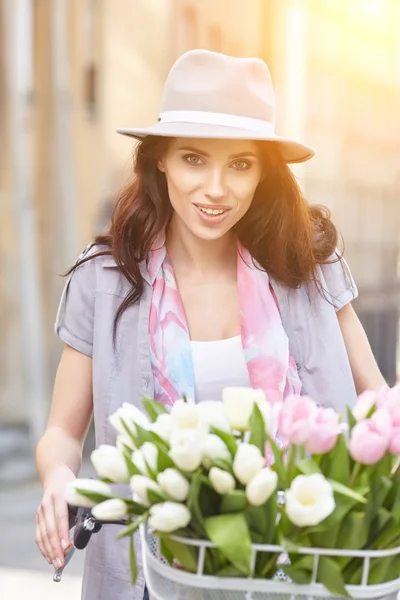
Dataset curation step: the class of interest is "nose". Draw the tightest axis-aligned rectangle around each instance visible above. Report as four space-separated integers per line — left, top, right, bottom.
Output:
204 167 226 201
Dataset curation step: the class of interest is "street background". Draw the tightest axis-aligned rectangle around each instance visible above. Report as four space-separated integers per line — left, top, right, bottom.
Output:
1 0 400 598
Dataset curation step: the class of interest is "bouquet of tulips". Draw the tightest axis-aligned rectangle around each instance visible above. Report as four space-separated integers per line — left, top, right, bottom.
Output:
66 386 400 598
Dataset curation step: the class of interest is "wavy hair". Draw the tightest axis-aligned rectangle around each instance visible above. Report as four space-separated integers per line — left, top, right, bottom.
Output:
70 136 339 335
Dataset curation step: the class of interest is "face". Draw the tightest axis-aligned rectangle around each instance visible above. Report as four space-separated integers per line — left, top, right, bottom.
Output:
158 137 263 241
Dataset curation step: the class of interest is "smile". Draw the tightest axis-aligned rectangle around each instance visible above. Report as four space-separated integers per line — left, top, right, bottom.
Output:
193 203 231 225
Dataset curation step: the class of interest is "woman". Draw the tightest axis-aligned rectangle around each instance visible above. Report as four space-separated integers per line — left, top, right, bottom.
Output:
35 49 385 600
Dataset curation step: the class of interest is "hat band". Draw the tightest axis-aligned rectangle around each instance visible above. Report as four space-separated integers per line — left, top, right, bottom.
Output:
158 110 275 135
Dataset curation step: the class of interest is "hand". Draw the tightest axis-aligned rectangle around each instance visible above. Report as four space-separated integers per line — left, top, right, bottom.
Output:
35 465 76 569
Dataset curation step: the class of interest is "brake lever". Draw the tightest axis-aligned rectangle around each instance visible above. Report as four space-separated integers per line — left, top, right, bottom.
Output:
53 544 76 582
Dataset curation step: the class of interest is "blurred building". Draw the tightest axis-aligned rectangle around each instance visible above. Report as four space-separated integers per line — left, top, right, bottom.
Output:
1 0 400 450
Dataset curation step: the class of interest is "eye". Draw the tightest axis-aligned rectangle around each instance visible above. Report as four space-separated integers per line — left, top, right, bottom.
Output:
231 160 251 170
183 154 203 166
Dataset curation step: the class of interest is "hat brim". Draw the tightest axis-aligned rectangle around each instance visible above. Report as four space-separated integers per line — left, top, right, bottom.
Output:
116 122 315 164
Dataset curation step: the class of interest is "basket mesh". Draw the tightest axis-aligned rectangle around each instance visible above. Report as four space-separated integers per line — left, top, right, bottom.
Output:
145 532 399 600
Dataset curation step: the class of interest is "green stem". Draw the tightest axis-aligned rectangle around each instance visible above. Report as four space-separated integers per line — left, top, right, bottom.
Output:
286 444 297 484
349 462 361 487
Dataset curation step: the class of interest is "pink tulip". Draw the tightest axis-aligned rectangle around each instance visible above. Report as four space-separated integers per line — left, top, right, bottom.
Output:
376 384 400 456
304 407 341 455
389 427 400 455
349 408 392 464
278 395 318 446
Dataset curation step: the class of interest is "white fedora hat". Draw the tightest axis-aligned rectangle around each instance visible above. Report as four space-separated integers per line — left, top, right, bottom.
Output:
117 49 315 164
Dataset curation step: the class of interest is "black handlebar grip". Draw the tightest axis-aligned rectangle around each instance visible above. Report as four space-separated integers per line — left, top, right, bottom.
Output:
73 522 94 550
73 507 102 550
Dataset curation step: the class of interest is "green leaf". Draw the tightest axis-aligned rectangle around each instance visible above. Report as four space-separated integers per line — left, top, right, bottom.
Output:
117 498 147 515
328 480 367 504
297 459 322 476
307 495 357 536
327 434 350 484
122 452 142 478
134 423 155 446
317 556 351 598
75 489 113 504
160 538 173 564
220 490 247 514
142 397 168 422
160 535 198 572
279 535 301 553
157 447 175 471
249 404 266 455
210 457 233 473
204 513 252 575
187 470 205 530
216 564 246 577
256 551 280 579
368 554 399 585
116 513 148 540
346 406 357 431
129 534 137 585
368 507 393 546
119 418 138 445
147 488 166 505
283 555 313 584
211 427 238 457
245 498 277 544
266 434 286 488
335 512 368 567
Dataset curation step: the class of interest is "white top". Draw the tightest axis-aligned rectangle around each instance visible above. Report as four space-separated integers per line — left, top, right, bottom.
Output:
191 335 250 403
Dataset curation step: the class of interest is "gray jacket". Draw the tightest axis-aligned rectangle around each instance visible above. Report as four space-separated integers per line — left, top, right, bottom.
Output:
55 246 358 600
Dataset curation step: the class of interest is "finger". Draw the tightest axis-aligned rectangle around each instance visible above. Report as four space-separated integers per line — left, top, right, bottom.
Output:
42 497 65 569
54 496 71 551
35 513 51 564
36 508 54 563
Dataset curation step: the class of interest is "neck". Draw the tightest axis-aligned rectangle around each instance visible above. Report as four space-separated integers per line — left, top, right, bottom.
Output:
166 215 237 275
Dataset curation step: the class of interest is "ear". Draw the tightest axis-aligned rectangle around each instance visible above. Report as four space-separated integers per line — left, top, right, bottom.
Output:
157 158 166 173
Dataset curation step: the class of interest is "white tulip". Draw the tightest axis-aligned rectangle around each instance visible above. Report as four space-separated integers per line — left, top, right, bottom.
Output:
91 445 130 483
149 413 174 441
131 449 148 474
223 387 266 431
141 442 159 472
109 403 149 438
233 443 265 485
65 479 112 508
130 475 162 507
197 401 230 432
91 498 128 521
285 474 336 527
157 469 190 502
148 502 191 533
209 467 236 495
116 434 136 453
246 467 278 506
202 434 231 469
169 429 203 472
170 399 199 429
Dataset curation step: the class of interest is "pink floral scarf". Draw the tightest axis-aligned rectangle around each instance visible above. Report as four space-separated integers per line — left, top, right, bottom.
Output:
147 240 301 406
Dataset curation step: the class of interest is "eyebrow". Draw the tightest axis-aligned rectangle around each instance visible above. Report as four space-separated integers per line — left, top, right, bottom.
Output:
178 146 257 159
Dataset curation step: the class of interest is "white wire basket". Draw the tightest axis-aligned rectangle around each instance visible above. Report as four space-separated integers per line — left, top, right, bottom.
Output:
140 525 400 600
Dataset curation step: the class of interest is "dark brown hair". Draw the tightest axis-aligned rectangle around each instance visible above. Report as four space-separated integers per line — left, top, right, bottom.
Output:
71 136 339 334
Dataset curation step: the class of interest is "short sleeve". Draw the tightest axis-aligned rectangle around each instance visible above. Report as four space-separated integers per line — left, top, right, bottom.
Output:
55 246 97 356
319 251 358 311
